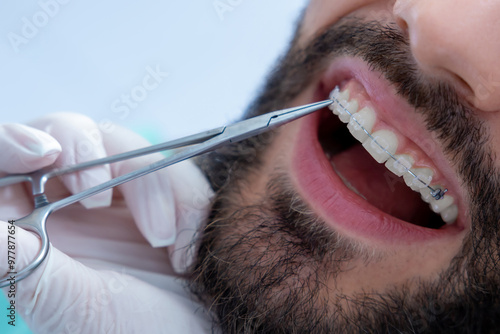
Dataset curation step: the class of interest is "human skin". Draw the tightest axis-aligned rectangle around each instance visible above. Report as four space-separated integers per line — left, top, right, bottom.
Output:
300 0 500 292
192 0 500 332
231 0 500 302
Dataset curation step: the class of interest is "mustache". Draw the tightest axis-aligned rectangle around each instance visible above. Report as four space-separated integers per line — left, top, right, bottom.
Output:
251 18 480 165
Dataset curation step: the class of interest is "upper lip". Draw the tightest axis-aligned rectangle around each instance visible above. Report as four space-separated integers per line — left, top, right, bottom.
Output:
289 57 469 245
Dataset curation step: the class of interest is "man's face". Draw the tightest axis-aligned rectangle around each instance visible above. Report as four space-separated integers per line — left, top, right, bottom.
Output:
191 1 500 332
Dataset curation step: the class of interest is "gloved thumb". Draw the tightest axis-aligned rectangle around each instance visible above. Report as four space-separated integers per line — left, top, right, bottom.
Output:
28 113 113 209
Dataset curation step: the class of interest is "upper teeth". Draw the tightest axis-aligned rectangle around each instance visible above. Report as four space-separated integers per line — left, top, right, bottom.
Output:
329 86 458 224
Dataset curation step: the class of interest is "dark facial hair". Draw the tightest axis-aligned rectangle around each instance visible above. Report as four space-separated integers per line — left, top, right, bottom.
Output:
191 17 500 333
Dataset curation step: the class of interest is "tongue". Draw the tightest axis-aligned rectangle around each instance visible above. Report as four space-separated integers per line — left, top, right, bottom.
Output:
330 144 430 223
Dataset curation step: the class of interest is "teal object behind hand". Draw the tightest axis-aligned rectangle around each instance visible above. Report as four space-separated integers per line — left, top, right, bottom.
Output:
0 293 32 333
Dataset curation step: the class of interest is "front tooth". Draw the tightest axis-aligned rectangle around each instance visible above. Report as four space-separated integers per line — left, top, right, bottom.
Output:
441 204 458 224
385 154 414 177
362 130 398 163
329 88 349 115
329 86 341 101
429 194 454 213
328 87 340 112
403 168 433 191
338 100 359 123
348 107 376 142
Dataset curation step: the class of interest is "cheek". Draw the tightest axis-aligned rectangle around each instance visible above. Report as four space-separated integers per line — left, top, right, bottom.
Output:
300 0 394 44
483 113 500 169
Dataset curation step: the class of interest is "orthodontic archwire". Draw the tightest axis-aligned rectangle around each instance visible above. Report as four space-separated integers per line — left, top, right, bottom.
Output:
330 95 448 201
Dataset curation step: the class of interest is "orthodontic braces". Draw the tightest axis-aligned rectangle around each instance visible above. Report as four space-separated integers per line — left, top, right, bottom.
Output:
330 95 448 201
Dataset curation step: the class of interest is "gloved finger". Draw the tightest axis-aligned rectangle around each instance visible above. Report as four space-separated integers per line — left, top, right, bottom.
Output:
166 160 213 274
0 182 33 224
101 125 178 247
0 123 61 174
0 221 210 333
28 112 112 209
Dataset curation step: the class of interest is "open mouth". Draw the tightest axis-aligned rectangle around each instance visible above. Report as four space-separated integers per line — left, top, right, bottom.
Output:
318 106 444 229
290 58 465 245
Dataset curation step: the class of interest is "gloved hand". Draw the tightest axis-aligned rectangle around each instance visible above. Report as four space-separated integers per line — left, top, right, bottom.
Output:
0 113 215 333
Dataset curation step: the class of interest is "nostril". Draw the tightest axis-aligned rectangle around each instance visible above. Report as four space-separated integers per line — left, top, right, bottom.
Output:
395 16 409 38
452 73 475 100
392 0 411 39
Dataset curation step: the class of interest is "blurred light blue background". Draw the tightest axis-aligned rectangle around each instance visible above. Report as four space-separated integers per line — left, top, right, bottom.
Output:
0 0 308 332
0 0 308 139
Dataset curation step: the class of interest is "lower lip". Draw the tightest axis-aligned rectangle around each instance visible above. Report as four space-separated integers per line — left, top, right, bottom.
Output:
289 107 462 245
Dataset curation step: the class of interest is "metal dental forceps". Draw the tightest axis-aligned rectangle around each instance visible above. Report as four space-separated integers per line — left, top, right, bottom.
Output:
0 99 332 287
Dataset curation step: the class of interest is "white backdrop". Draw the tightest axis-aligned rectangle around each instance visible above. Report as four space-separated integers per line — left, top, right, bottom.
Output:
0 1 308 143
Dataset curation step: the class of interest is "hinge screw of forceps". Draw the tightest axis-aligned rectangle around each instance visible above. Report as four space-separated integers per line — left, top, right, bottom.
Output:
34 194 49 208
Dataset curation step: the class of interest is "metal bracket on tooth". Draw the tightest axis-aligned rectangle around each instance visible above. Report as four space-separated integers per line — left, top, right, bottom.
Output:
430 188 448 201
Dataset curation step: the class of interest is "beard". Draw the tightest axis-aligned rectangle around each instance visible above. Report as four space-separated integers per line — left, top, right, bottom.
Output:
190 17 500 333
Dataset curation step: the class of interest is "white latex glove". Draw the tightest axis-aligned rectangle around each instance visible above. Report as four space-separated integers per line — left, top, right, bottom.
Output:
0 113 215 333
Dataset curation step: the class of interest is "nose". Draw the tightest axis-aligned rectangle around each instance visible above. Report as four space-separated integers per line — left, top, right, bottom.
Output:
394 1 500 112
